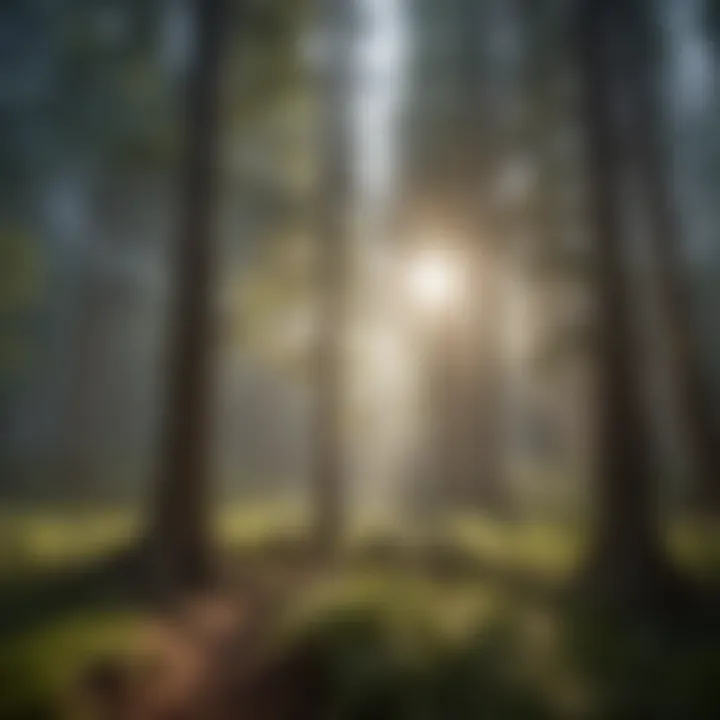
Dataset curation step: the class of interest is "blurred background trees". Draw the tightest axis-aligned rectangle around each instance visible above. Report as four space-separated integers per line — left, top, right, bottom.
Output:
6 1 720 717
2 0 720 601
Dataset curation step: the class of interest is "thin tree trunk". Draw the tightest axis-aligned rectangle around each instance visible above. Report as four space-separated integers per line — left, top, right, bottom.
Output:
312 0 352 555
461 0 509 514
466 241 508 512
150 0 225 593
624 0 720 516
575 0 678 608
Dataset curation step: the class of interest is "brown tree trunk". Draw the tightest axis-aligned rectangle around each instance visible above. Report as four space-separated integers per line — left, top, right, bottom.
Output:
623 0 720 516
575 0 679 608
150 0 225 593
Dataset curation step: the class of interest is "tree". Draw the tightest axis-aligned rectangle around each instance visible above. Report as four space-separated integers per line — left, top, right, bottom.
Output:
575 0 681 608
623 0 720 515
311 0 353 554
150 0 225 592
461 0 511 514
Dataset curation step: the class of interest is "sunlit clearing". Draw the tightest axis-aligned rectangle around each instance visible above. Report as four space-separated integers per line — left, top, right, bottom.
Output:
406 248 463 315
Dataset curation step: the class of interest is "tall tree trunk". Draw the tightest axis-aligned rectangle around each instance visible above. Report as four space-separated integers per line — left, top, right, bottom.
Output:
312 0 352 554
575 0 678 608
150 0 225 593
466 239 508 512
460 0 510 514
623 0 720 516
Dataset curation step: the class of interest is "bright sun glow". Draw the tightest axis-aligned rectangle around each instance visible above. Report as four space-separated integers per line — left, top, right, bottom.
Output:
406 249 462 314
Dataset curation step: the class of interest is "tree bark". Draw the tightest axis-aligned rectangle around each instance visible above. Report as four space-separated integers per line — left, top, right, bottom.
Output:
461 0 510 514
150 0 225 593
623 0 720 516
575 0 679 608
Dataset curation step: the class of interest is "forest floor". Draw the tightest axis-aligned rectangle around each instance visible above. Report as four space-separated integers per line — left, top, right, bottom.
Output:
1 506 720 719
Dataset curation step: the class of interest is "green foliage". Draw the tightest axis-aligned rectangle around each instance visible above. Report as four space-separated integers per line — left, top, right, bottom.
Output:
0 509 138 580
0 612 142 719
1 511 719 719
275 568 720 718
277 576 552 720
225 0 311 131
275 572 567 719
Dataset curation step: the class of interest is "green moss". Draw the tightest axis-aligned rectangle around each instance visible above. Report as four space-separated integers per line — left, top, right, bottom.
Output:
0 509 718 718
0 612 142 719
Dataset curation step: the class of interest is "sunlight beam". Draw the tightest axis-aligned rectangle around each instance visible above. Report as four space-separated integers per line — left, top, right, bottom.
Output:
406 248 463 316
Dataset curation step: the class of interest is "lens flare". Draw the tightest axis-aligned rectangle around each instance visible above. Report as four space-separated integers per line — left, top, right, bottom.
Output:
406 249 462 314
